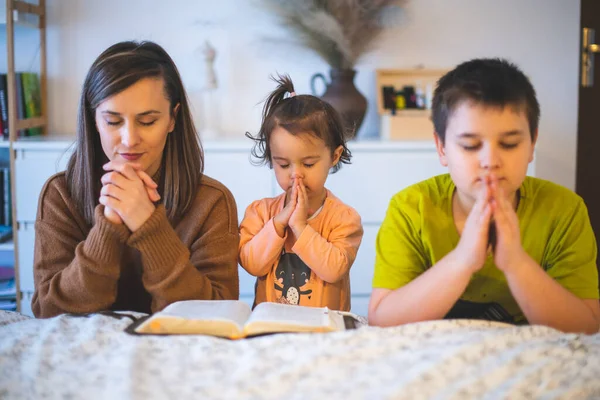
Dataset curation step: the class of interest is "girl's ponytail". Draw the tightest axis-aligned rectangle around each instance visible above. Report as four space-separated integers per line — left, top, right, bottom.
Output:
261 74 295 124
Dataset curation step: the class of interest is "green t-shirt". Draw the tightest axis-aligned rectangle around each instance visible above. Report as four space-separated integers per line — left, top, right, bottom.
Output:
373 174 599 324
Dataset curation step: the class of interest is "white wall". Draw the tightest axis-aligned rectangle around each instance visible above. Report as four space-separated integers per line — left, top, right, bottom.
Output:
36 0 580 189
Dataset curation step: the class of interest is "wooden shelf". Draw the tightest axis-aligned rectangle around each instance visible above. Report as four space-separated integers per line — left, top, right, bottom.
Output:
0 2 40 29
3 0 47 314
12 0 43 16
389 109 432 117
12 135 74 150
15 116 46 130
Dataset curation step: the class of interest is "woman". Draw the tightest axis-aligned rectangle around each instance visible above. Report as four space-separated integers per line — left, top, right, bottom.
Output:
32 41 239 318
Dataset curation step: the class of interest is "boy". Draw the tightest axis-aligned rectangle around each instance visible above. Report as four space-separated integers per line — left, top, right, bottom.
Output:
369 58 600 334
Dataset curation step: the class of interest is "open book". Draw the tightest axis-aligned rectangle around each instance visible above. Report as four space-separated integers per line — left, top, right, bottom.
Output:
131 300 357 339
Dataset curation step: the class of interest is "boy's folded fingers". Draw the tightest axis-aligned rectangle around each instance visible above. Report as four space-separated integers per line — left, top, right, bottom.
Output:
491 199 510 231
472 204 492 240
472 185 491 217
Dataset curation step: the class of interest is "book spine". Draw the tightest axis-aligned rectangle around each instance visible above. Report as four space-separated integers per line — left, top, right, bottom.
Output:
0 169 4 226
0 109 4 140
0 75 9 140
15 73 26 137
22 73 42 136
3 167 10 227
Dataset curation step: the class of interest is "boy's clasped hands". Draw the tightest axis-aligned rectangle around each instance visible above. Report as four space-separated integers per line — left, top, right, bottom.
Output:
453 173 532 276
273 176 310 238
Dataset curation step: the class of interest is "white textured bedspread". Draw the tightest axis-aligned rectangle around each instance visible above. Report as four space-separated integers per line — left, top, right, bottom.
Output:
0 310 599 399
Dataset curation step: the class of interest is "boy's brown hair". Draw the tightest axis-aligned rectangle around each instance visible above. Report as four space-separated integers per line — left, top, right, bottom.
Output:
432 58 540 144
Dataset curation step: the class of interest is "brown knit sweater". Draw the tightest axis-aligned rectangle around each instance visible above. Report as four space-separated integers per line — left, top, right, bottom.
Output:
32 172 240 318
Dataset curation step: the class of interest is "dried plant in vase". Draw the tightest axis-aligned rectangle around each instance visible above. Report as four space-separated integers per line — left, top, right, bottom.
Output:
258 0 407 138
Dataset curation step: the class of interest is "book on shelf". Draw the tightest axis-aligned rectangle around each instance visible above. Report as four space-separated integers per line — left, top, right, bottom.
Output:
0 300 16 311
0 72 43 139
15 72 26 137
4 167 10 227
0 226 11 243
0 267 15 302
0 266 13 280
0 74 8 139
0 282 16 300
0 167 11 227
129 300 359 339
21 72 42 136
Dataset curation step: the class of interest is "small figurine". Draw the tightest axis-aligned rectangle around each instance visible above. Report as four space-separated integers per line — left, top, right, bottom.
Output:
203 40 217 90
200 40 220 139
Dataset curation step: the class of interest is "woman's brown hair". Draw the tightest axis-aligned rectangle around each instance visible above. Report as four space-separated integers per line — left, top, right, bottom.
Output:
66 41 203 225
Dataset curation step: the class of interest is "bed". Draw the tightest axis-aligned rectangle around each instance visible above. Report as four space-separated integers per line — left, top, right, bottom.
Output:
0 310 599 399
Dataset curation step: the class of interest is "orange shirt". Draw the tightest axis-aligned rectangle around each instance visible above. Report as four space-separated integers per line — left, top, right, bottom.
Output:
239 190 363 311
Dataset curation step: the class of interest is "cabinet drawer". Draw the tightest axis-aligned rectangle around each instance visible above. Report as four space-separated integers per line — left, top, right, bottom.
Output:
326 150 446 223
17 224 35 292
15 149 71 222
20 291 34 317
350 224 377 295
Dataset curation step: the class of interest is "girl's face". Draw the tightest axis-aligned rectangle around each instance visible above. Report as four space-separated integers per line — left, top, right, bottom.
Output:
95 77 177 177
269 126 343 202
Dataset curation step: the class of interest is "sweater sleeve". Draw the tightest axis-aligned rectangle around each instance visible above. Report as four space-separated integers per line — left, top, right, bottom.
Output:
32 179 131 318
292 207 363 283
128 198 240 313
239 200 286 277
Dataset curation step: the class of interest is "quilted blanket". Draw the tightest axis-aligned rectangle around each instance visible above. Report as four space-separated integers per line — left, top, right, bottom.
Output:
0 311 599 399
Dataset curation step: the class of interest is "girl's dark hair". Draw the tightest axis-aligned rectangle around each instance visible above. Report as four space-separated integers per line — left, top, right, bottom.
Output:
66 40 203 226
246 74 351 173
432 58 540 144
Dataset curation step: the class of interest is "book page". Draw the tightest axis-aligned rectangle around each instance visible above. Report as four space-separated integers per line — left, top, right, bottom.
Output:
244 303 344 336
135 300 252 337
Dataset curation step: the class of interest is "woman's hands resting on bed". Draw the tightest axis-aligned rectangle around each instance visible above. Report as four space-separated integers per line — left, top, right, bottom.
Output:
100 161 161 232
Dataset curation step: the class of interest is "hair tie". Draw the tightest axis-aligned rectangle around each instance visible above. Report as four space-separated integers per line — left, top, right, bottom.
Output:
289 91 296 98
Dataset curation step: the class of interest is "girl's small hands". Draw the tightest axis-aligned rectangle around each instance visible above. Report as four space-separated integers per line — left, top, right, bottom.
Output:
289 178 309 237
273 178 297 237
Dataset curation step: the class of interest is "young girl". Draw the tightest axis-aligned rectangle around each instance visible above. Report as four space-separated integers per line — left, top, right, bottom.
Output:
239 75 363 311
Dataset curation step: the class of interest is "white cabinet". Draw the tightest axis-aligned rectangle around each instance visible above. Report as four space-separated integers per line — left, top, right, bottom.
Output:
327 148 445 223
202 147 275 223
201 146 275 306
15 147 71 221
14 138 455 317
16 225 34 292
14 142 73 299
